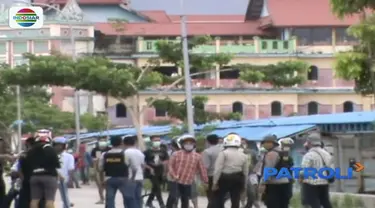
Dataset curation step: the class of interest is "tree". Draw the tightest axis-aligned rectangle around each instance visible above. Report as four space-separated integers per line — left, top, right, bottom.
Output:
330 0 370 193
0 36 308 149
152 96 242 124
80 113 108 131
0 84 77 151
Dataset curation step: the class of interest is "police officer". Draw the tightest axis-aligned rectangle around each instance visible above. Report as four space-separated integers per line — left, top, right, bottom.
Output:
98 136 128 208
212 133 249 208
28 135 60 208
277 137 295 203
258 135 290 208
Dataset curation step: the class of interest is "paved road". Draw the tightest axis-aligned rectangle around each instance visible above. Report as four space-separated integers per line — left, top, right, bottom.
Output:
56 184 211 208
6 177 264 208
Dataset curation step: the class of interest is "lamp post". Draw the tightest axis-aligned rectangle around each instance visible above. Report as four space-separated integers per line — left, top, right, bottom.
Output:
179 0 195 136
15 0 82 149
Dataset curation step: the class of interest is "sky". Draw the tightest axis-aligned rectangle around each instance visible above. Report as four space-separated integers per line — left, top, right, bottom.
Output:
131 0 249 14
2 0 249 15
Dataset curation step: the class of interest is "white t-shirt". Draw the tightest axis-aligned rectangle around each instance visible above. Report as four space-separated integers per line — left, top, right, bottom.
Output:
57 152 75 182
124 147 145 181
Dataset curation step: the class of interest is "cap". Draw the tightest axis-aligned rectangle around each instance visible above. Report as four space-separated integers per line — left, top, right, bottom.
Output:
306 132 321 145
54 137 67 144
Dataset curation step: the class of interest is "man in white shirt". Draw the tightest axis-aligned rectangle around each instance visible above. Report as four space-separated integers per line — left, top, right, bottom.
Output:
123 135 145 208
53 137 75 208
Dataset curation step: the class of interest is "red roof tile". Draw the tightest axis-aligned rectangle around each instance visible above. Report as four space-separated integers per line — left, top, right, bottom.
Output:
267 0 361 26
168 15 245 23
34 0 122 4
139 11 171 23
95 21 264 36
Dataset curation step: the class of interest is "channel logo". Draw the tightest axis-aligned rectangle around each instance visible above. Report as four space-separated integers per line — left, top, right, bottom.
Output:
9 7 44 29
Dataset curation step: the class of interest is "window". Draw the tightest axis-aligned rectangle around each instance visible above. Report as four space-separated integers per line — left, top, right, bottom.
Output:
146 41 153 50
261 41 267 49
155 107 167 117
283 41 289 49
311 28 332 45
292 28 311 45
343 101 354 112
271 101 282 116
232 102 243 114
307 102 319 115
115 103 127 117
335 27 357 44
308 65 319 80
292 28 332 45
272 41 278 49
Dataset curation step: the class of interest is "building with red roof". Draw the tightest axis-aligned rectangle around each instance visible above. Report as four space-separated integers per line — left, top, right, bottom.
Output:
3 0 371 126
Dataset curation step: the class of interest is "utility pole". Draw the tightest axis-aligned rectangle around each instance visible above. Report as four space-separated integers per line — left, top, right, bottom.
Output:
70 24 81 150
180 0 195 136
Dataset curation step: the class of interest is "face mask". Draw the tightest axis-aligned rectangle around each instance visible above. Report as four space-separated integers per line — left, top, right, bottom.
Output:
242 144 247 149
152 141 161 148
184 144 194 151
98 141 107 148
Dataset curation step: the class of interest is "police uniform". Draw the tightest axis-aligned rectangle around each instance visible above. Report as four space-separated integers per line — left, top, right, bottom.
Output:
99 148 129 208
102 149 128 178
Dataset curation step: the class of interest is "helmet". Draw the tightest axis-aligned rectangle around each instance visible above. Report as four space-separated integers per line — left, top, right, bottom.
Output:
223 134 241 147
278 137 294 146
261 134 279 145
177 134 196 143
170 136 181 149
53 137 67 144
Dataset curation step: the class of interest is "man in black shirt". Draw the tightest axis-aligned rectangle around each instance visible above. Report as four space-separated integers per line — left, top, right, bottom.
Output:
98 136 128 208
90 137 111 204
28 136 60 208
17 136 46 208
144 136 169 208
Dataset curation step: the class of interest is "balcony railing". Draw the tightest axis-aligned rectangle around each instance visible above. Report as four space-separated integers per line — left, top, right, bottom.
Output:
139 37 297 54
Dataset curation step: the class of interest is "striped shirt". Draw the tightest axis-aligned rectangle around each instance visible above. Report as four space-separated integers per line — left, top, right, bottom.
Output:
301 147 333 185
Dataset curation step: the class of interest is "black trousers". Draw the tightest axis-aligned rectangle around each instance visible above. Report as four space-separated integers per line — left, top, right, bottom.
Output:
146 175 164 206
206 176 214 208
212 172 244 208
177 183 191 208
302 183 332 208
263 183 290 208
0 176 5 206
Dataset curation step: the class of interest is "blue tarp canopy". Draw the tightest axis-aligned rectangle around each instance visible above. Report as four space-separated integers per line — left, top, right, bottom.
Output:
211 125 316 141
70 111 375 141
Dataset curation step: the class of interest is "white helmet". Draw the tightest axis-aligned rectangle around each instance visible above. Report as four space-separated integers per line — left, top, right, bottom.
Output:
278 137 294 146
177 134 196 143
223 134 241 147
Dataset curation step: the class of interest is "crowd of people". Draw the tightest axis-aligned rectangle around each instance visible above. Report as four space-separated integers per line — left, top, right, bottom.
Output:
0 129 335 208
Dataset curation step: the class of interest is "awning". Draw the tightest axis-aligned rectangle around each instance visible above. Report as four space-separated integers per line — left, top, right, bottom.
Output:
210 124 317 141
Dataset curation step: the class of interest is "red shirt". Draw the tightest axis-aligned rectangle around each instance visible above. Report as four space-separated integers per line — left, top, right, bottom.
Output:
168 150 208 185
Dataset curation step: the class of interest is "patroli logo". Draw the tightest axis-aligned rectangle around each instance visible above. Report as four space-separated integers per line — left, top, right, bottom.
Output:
263 162 365 181
9 7 44 29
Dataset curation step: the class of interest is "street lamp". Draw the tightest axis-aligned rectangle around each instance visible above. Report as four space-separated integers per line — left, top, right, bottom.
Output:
14 0 82 149
179 0 195 136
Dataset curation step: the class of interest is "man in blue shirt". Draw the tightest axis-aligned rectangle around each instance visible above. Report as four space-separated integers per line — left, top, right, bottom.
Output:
53 137 75 208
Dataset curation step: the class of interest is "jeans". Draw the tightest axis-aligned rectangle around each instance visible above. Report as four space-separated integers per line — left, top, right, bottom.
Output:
177 183 191 208
123 180 143 208
58 180 70 208
80 167 89 184
105 177 128 208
